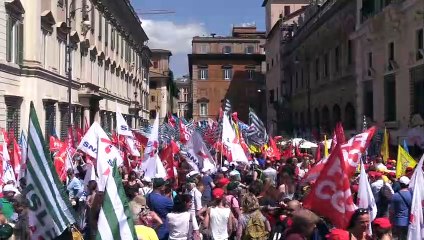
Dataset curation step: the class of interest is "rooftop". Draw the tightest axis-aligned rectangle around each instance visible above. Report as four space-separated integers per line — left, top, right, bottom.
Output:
151 49 173 56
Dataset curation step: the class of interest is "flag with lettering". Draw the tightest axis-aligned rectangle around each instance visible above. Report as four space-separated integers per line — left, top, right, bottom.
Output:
26 102 75 239
0 140 15 184
17 130 27 182
96 162 137 240
116 110 133 137
141 114 161 178
407 154 424 240
303 144 356 229
357 161 377 234
301 127 376 184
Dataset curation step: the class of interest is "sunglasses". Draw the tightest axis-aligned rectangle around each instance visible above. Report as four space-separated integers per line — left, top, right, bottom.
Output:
357 208 369 214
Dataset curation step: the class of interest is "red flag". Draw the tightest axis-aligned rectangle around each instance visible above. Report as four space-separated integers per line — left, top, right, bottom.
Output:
67 127 74 149
269 137 281 160
11 139 21 180
54 143 68 181
49 136 65 152
159 141 176 179
295 143 301 157
315 142 321 163
301 127 376 184
179 121 190 144
303 144 356 229
281 144 293 159
168 113 177 128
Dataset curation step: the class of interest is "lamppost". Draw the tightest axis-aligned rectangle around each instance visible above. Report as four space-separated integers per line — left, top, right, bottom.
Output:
65 0 91 131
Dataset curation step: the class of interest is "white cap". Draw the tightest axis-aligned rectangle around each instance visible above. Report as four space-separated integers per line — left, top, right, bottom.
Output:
2 184 20 194
229 170 240 176
230 162 238 167
399 176 410 185
224 160 230 166
221 167 228 172
186 170 199 179
142 176 152 183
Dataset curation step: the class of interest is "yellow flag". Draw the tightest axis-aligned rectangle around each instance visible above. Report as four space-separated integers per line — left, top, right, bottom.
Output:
324 135 329 157
381 128 389 163
396 145 417 178
249 144 261 153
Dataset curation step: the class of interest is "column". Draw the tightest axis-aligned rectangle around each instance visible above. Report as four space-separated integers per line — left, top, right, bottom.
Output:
83 106 90 129
22 0 41 63
94 109 100 123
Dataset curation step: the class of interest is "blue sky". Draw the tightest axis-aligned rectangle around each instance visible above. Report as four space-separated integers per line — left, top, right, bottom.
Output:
134 0 265 77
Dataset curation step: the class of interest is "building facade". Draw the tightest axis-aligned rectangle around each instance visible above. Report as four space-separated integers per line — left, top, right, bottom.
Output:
352 0 424 143
281 0 358 137
175 75 192 119
149 49 178 122
0 0 150 139
262 0 309 135
188 26 266 122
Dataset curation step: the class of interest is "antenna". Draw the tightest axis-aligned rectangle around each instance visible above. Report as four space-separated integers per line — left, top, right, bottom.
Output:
136 9 176 15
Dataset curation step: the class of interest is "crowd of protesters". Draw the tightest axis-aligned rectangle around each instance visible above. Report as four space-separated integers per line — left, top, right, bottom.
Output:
0 147 419 240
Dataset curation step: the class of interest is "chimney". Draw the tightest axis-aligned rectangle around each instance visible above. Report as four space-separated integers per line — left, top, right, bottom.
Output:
211 33 216 38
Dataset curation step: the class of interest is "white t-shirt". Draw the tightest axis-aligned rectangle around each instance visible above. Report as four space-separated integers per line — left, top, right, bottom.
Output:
190 188 203 212
210 207 231 240
167 211 199 240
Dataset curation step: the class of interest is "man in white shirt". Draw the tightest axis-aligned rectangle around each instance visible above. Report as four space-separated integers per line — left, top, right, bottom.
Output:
263 161 278 186
187 182 202 215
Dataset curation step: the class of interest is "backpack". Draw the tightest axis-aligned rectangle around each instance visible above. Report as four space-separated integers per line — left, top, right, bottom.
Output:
243 210 269 240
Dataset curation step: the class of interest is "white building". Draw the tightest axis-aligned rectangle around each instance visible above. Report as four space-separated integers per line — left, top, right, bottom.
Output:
0 0 151 140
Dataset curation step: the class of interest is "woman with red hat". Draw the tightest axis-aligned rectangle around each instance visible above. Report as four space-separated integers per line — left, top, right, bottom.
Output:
372 218 392 240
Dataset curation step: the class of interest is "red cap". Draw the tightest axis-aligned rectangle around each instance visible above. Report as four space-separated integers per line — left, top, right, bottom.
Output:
406 167 414 172
217 178 230 188
326 229 351 240
351 184 359 193
368 171 377 177
212 188 225 199
373 217 391 229
388 172 396 178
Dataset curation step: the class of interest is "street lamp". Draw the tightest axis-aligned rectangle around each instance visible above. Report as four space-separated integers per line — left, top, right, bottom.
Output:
65 0 92 133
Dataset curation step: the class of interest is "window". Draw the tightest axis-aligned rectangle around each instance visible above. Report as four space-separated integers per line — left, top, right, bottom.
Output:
269 90 275 103
363 81 373 119
5 97 21 139
98 14 102 40
153 61 158 69
149 110 156 119
384 74 396 121
183 91 188 102
116 34 119 54
388 42 394 61
41 30 48 67
6 14 23 65
416 29 423 60
324 53 329 77
245 46 254 54
91 7 95 33
347 40 353 65
334 46 340 72
315 58 320 81
59 105 70 140
223 68 232 80
368 52 373 68
44 102 57 140
105 21 109 47
199 67 208 80
412 66 424 119
199 103 208 116
111 28 115 50
223 46 232 54
200 44 209 54
151 95 155 102
284 6 291 16
247 69 255 80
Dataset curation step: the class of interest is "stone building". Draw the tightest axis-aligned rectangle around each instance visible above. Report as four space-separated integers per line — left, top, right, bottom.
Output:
281 0 358 136
175 75 192 119
262 0 309 135
149 49 178 123
188 26 266 122
0 0 150 139
352 0 424 143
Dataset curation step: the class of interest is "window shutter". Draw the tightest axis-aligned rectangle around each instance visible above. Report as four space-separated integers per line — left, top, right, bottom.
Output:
205 69 208 79
198 68 201 79
111 28 114 50
222 69 225 79
105 22 109 46
229 69 232 79
98 15 102 40
91 7 95 33
17 21 24 65
6 16 12 62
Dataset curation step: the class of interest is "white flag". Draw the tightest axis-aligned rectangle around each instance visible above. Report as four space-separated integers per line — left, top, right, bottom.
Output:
77 122 102 159
408 154 424 240
1 141 15 184
357 161 377 234
116 110 133 137
141 114 160 178
221 113 248 163
125 137 140 157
